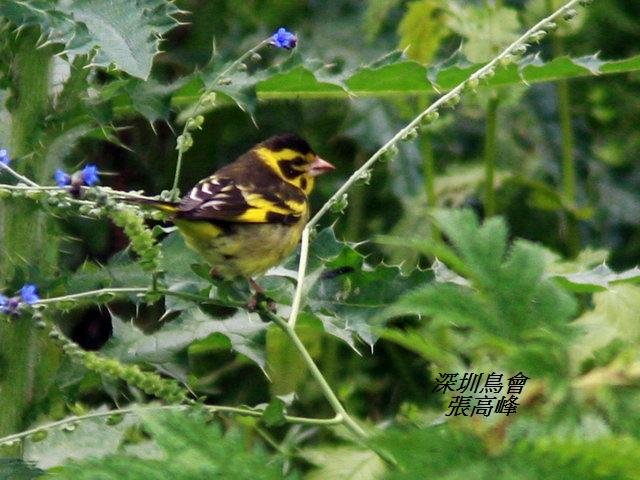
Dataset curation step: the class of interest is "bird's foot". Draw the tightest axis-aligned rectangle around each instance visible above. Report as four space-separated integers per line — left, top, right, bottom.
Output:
246 278 277 313
209 267 224 280
246 293 277 313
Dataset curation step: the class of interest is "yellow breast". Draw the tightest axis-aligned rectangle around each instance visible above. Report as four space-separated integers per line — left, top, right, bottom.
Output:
174 210 308 278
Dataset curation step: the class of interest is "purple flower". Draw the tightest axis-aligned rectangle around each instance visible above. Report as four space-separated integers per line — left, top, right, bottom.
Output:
55 164 99 187
55 169 71 187
271 27 297 49
0 294 9 313
81 164 99 186
20 284 39 304
0 149 10 166
0 284 40 315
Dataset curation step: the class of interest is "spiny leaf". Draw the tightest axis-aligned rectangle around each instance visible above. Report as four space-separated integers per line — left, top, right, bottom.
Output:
553 264 640 293
104 307 267 369
22 406 136 470
54 409 288 479
0 0 181 79
398 0 449 63
286 228 432 348
0 459 43 480
255 53 640 99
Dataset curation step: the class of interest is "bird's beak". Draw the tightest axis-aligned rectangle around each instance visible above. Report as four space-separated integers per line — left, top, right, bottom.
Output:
309 156 335 177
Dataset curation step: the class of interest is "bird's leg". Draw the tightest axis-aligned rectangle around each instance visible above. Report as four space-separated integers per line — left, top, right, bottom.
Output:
209 267 224 280
246 278 276 313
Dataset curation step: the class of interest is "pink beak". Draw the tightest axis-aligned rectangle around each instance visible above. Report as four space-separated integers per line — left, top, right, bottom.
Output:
309 156 335 177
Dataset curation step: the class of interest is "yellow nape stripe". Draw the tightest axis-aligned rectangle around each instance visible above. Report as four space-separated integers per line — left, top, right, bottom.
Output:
256 146 303 163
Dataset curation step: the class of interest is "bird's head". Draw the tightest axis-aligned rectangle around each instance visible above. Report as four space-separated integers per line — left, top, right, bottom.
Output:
255 133 335 194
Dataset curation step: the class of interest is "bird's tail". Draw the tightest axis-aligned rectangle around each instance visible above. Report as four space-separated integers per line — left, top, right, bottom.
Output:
125 196 180 215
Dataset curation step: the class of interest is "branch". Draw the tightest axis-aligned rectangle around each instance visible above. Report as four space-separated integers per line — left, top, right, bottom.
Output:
287 0 589 328
170 38 271 195
0 404 342 447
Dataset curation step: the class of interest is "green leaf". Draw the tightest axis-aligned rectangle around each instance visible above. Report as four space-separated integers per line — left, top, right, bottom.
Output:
446 4 521 63
255 53 640 99
374 425 640 479
302 445 386 480
261 398 286 427
292 228 432 348
266 321 320 396
398 0 448 63
104 307 267 369
0 459 43 480
54 409 287 479
0 0 181 79
378 209 577 375
22 407 136 469
553 264 640 293
571 285 640 366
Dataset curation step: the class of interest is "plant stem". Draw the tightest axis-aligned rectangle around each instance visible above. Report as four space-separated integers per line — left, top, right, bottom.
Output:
0 404 342 446
484 94 500 216
0 163 39 186
0 29 59 439
288 228 309 328
266 310 366 439
420 132 440 242
288 0 587 330
171 39 270 195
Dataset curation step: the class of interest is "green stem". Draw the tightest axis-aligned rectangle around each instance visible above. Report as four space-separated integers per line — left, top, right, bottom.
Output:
483 94 500 217
420 132 440 242
33 286 244 310
266 310 366 439
0 404 342 446
0 29 58 439
558 79 575 204
171 39 270 195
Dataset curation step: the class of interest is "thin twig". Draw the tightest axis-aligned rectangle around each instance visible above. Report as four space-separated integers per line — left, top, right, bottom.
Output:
0 403 342 446
171 38 271 194
287 0 586 329
0 162 40 187
263 307 365 438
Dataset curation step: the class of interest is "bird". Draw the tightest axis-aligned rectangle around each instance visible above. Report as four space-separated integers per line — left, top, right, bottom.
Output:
138 133 335 306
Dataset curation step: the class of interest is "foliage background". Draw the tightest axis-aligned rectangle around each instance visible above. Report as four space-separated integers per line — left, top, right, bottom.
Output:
0 0 640 478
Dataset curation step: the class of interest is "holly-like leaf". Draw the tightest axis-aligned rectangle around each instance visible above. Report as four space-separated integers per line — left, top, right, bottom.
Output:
0 0 181 79
398 0 449 63
22 406 136 469
281 228 432 349
255 53 640 99
302 445 386 480
553 264 640 293
104 307 267 369
0 459 43 480
54 409 288 480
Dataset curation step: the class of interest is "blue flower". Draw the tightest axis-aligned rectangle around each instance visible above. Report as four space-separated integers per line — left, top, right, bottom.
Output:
81 164 99 186
55 169 71 187
0 294 20 315
271 27 297 49
0 294 9 313
20 284 39 304
0 149 10 166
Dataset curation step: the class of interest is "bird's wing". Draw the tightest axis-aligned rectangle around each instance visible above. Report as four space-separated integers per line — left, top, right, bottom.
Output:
177 175 306 225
